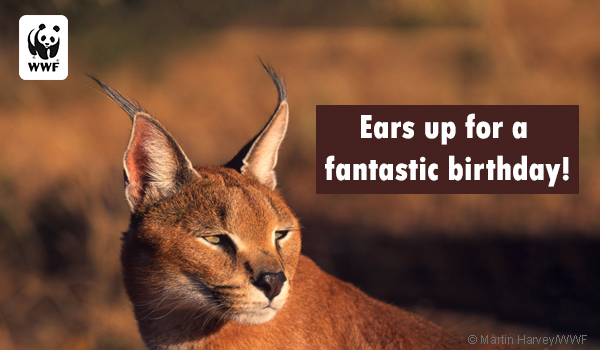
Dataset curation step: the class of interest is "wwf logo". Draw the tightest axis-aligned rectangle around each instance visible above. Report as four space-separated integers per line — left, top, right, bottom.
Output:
19 15 68 80
28 23 61 60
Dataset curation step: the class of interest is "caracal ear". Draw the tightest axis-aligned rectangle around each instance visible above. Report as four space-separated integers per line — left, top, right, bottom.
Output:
90 76 198 211
123 113 198 210
226 63 288 190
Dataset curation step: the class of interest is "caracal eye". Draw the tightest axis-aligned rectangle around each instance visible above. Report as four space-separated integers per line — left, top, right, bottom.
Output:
204 236 221 244
275 230 289 240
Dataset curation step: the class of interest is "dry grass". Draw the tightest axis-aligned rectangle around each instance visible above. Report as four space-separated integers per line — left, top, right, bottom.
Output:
1 1 600 349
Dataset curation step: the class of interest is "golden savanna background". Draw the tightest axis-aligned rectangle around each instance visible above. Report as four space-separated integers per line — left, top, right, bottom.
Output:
1 1 599 349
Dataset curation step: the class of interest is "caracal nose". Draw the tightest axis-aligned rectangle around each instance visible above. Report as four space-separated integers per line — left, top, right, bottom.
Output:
253 271 287 301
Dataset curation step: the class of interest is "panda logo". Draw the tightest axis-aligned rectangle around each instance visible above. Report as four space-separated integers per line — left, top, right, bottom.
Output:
28 23 60 60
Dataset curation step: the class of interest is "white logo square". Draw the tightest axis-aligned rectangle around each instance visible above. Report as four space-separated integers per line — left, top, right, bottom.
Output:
19 15 68 80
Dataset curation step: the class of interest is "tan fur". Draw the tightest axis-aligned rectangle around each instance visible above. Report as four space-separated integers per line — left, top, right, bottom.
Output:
95 68 517 350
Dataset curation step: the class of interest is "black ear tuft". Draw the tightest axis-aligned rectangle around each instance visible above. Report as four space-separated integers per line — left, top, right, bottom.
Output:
89 75 146 121
39 24 46 30
53 25 60 32
259 59 287 104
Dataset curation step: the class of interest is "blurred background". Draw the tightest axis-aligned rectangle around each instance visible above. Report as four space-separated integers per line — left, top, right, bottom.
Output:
1 0 599 349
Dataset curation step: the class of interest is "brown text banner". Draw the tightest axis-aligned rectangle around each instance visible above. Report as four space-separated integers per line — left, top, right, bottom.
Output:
316 105 579 194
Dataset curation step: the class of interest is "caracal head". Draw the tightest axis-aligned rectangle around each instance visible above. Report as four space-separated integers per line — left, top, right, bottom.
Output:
93 65 301 325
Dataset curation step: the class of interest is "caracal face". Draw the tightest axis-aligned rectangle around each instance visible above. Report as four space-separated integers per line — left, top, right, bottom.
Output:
128 167 302 325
